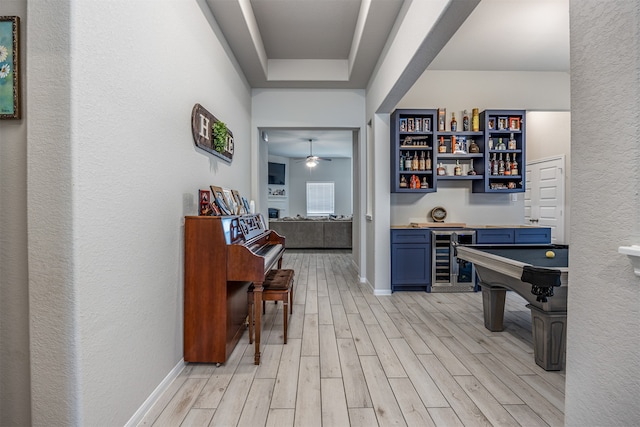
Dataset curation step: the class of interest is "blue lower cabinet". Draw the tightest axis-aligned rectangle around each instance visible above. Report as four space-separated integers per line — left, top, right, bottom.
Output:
391 229 431 292
514 228 551 244
476 228 515 244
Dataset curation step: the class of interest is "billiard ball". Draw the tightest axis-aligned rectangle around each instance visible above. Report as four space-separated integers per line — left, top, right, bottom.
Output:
546 250 555 258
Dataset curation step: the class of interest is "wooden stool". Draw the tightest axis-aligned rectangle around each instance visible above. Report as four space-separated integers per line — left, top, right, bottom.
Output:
248 269 294 345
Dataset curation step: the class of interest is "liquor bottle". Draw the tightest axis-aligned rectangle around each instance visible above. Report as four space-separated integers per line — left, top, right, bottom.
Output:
488 136 494 150
421 177 429 189
498 138 506 150
438 136 446 153
404 152 412 171
419 151 426 171
508 133 517 150
400 151 405 171
498 153 505 175
454 160 462 176
425 151 432 170
400 175 408 188
412 151 419 171
504 153 511 175
462 110 470 131
468 139 480 153
450 112 457 132
437 162 446 176
472 108 479 132
511 156 519 175
491 153 498 175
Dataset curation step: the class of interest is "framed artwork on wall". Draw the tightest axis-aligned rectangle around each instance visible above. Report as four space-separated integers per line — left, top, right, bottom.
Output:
0 16 20 119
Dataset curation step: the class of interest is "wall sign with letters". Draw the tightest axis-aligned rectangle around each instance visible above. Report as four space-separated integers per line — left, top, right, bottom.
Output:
191 103 234 163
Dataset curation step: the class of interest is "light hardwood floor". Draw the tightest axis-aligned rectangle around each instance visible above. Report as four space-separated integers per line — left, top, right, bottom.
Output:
140 250 565 427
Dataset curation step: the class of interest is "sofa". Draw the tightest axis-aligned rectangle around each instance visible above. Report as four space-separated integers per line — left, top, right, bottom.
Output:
268 216 352 249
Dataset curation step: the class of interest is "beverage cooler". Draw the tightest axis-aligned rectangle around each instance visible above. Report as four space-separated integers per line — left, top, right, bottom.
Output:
431 229 476 292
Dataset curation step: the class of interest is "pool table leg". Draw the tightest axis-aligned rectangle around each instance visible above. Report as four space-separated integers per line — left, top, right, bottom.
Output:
527 304 567 371
482 285 506 331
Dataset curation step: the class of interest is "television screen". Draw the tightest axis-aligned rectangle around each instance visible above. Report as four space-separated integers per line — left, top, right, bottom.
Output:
268 162 285 185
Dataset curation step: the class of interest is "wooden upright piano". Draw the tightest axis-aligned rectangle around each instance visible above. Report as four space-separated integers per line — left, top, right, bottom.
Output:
184 214 285 364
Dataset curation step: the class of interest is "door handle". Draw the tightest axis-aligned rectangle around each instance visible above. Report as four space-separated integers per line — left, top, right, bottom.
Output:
529 218 539 223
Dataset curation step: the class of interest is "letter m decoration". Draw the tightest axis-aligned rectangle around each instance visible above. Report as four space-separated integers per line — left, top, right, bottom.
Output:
191 103 233 163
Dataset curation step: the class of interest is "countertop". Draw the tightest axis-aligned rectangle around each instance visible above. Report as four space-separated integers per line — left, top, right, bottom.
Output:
391 224 548 229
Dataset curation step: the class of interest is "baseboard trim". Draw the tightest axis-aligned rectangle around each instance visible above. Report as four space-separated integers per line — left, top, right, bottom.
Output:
124 359 186 427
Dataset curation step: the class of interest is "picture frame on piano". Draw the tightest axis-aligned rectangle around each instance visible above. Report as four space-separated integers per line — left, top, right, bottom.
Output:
210 185 231 215
232 190 246 214
223 188 237 214
199 189 211 216
242 196 251 214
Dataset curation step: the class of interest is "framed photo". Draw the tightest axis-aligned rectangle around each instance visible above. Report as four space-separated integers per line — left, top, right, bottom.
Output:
415 118 422 132
199 189 211 216
399 118 407 132
487 118 496 130
509 117 521 131
241 197 251 214
231 190 245 214
497 116 508 130
223 188 237 215
210 201 221 216
0 16 21 119
210 185 231 215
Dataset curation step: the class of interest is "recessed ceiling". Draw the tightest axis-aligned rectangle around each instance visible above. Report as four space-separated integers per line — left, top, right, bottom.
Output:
203 0 569 157
204 0 404 89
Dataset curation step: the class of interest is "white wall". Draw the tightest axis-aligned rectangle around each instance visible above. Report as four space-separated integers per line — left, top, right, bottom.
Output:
26 0 252 425
0 1 30 425
565 1 640 425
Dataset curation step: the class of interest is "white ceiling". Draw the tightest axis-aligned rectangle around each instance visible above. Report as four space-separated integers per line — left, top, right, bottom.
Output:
205 0 569 159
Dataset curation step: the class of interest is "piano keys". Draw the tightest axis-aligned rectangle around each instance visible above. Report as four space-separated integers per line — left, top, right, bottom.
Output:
184 214 285 364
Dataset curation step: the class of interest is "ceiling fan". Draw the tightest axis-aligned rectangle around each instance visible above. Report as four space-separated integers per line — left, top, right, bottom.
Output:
299 139 332 168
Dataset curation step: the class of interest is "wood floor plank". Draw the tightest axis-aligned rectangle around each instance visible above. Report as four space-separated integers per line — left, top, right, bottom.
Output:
179 408 214 427
330 303 352 339
359 355 408 427
520 374 565 412
319 324 342 378
271 338 302 409
418 354 492 427
336 338 373 408
347 313 376 356
321 378 351 427
208 355 258 427
427 407 464 427
348 408 380 427
454 375 519 426
411 323 471 376
237 378 275 427
364 324 407 378
192 340 246 409
388 338 448 408
388 311 433 355
294 356 322 427
340 289 359 314
151 378 207 426
301 313 320 356
266 408 295 427
370 303 403 339
475 353 564 427
353 295 378 324
388 377 436 427
318 295 333 325
503 404 549 426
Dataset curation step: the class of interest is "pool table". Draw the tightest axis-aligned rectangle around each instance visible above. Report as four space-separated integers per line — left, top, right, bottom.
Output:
455 244 569 371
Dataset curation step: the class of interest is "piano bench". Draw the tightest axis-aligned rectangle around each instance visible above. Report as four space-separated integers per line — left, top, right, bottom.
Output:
248 269 295 345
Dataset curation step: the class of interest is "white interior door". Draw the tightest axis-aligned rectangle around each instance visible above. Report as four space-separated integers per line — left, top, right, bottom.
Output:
525 156 566 243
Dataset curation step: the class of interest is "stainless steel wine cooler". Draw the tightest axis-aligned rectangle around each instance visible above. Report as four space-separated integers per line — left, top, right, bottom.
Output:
431 229 476 292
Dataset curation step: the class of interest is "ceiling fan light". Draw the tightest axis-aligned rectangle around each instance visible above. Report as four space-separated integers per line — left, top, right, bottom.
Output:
306 158 318 167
